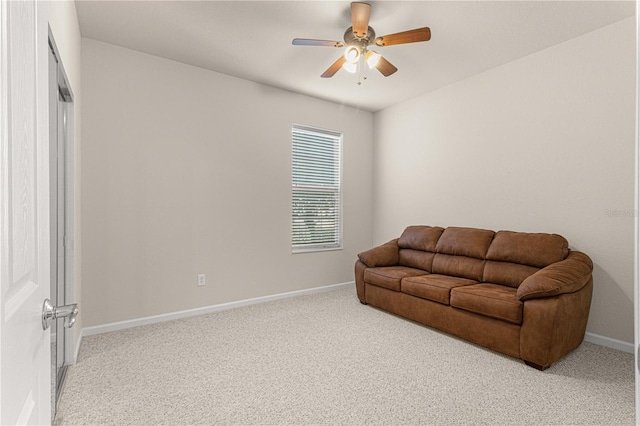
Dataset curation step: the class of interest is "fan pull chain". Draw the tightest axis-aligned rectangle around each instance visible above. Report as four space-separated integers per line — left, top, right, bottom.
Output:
357 55 367 85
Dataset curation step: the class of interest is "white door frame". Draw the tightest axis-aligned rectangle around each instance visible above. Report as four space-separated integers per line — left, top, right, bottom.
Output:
635 1 639 424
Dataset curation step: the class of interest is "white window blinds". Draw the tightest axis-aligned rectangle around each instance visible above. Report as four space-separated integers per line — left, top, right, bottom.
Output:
292 125 342 252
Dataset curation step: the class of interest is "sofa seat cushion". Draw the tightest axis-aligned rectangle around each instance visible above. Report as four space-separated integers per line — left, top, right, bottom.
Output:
450 284 523 325
364 266 428 291
402 274 478 305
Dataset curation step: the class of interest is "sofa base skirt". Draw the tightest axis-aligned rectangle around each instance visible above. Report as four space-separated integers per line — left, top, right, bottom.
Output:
364 283 521 359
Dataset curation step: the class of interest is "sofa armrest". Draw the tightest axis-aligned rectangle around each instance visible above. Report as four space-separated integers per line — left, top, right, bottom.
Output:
517 251 593 301
357 239 400 267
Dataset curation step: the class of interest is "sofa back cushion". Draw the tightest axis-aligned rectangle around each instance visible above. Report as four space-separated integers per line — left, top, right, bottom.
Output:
388 226 570 286
435 227 495 258
432 227 495 280
483 231 569 287
398 226 444 251
486 231 569 267
482 262 540 288
398 249 436 271
398 226 444 271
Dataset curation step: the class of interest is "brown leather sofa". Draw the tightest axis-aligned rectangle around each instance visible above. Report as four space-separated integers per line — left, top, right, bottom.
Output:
355 226 593 370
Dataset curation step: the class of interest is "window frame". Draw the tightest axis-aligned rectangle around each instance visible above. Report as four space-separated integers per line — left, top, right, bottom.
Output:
291 124 343 254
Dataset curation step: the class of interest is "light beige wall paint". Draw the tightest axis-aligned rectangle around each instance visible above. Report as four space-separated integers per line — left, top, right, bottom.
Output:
48 0 82 351
372 18 636 343
81 38 373 327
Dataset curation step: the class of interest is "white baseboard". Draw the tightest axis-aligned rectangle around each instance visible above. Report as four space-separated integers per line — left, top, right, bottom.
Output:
584 332 634 354
82 281 354 337
79 283 633 356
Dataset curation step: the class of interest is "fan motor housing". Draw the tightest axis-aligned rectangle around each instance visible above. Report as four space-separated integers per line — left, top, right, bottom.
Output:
344 26 375 50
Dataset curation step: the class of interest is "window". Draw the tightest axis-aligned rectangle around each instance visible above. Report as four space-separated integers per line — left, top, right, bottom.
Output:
292 124 342 252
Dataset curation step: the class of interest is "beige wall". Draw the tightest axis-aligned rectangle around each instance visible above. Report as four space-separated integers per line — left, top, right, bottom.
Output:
81 39 373 327
48 0 82 352
81 15 635 344
372 18 636 343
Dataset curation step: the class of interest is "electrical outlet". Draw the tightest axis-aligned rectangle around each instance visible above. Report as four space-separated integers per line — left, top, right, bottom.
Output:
197 274 206 287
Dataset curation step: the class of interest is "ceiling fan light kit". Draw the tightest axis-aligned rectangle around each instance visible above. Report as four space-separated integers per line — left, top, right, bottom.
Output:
365 50 381 69
344 45 361 63
292 2 431 81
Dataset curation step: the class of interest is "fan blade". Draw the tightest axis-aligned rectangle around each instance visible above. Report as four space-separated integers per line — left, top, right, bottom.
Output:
321 56 347 78
351 2 371 38
374 56 398 77
292 38 344 47
375 27 431 46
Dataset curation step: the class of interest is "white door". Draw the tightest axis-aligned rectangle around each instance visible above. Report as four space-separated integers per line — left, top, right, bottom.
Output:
0 0 52 424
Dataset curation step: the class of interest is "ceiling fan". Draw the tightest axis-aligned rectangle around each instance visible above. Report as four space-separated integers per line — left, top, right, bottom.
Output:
292 2 431 79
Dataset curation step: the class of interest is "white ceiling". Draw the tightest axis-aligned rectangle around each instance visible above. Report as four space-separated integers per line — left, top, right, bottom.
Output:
76 1 635 112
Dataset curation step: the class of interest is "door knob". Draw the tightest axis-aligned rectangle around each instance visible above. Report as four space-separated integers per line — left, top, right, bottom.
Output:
42 299 79 330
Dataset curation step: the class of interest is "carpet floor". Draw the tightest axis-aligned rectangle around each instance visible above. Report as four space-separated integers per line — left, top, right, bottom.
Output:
54 286 634 425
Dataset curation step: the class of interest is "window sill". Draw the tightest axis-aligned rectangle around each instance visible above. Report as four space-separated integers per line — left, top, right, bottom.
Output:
292 246 343 254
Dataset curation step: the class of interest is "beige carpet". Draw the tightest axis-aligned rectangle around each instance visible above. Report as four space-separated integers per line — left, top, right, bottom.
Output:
54 287 634 425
